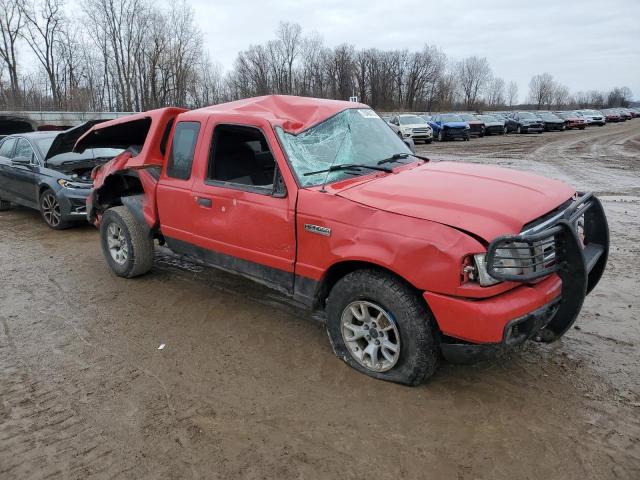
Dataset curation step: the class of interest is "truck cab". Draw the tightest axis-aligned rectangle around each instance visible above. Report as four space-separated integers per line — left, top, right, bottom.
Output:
76 95 609 386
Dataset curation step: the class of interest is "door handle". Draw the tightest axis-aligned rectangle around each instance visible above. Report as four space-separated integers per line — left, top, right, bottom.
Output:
195 196 212 208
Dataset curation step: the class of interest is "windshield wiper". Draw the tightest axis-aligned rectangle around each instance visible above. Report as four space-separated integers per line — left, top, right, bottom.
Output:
304 163 393 176
377 153 409 165
377 153 430 165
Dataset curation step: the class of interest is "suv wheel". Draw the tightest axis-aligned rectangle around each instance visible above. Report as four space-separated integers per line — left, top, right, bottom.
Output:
437 130 444 142
40 189 70 230
516 125 522 134
503 126 508 135
100 206 154 278
325 269 439 385
0 199 11 211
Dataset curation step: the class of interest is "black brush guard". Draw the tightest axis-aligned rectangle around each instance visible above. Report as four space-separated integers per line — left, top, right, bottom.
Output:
485 192 609 342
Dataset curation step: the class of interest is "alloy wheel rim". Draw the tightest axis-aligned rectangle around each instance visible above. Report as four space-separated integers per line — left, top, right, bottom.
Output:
106 223 129 265
340 300 401 373
42 193 61 226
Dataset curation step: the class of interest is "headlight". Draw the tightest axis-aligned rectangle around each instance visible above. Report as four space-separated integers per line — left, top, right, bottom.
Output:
472 246 527 286
57 179 91 189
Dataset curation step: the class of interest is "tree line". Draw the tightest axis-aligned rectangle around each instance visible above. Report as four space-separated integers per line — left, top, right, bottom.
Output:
0 0 634 113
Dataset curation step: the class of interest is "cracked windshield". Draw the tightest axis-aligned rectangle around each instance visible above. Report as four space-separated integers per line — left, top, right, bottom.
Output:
277 108 412 187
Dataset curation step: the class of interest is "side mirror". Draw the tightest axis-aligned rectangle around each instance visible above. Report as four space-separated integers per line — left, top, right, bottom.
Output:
403 138 416 154
11 156 31 166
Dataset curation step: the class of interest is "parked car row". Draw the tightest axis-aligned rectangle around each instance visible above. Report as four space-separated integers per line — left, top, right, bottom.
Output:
383 107 639 142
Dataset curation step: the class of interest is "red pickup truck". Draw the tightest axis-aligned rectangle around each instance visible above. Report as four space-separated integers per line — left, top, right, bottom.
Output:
76 95 609 385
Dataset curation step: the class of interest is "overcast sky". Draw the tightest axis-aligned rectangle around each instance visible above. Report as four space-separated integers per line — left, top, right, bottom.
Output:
188 0 640 101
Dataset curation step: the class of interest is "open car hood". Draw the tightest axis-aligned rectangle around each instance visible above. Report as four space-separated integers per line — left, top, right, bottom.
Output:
44 121 104 161
335 161 575 242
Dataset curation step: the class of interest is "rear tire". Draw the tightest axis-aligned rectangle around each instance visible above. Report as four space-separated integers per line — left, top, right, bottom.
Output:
100 206 154 278
325 269 440 386
0 199 11 211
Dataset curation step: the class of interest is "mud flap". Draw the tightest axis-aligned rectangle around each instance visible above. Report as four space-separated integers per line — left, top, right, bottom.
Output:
121 195 151 237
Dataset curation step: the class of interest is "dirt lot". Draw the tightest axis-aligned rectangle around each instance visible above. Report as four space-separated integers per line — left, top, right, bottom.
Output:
1 121 639 479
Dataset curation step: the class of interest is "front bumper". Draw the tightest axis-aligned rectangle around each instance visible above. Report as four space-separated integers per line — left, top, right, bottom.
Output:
485 125 504 134
442 128 468 139
427 192 609 363
58 188 92 221
522 124 543 132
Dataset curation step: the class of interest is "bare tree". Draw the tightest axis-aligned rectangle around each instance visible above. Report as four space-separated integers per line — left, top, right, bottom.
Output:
20 0 67 108
0 0 25 107
456 56 491 110
275 21 302 94
552 83 570 109
485 77 505 108
528 73 555 109
607 86 633 107
506 80 518 108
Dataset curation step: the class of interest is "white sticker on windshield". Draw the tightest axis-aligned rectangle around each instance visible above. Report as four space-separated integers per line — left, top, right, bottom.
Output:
357 109 379 119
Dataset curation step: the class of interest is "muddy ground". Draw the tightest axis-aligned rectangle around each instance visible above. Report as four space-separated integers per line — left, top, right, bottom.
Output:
1 121 639 479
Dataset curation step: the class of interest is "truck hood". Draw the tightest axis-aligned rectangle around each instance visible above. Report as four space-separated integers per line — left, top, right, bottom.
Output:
335 161 575 241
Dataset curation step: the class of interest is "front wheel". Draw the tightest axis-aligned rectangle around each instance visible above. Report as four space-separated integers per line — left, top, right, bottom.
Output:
0 199 11 211
100 206 154 278
516 125 522 134
325 270 440 385
40 189 70 230
437 130 444 142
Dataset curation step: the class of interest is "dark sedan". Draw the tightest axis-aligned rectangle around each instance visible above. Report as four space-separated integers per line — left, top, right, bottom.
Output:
536 112 565 131
0 123 122 229
505 112 544 133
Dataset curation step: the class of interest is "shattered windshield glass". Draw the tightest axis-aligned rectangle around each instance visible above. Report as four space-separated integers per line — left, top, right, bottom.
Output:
276 109 411 187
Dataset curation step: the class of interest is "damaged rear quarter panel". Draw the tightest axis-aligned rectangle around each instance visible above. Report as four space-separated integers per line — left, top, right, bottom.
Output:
295 188 484 296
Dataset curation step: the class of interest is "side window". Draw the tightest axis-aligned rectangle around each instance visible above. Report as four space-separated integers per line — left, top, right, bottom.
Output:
14 138 35 162
207 125 277 193
0 138 16 158
166 121 200 180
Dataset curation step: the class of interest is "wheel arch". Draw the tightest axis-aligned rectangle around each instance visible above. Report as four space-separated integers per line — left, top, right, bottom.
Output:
311 259 424 312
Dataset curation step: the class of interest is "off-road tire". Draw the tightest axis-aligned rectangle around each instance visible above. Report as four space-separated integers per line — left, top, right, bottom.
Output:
325 269 440 386
0 199 11 211
100 206 154 278
39 189 71 230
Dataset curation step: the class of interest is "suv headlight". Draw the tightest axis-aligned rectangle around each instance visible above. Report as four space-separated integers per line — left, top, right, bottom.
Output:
58 178 91 189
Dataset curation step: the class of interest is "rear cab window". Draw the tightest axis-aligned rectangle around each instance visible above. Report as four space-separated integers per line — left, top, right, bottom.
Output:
166 122 200 180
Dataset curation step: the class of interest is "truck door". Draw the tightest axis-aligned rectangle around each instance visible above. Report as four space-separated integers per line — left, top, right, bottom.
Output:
188 121 296 294
156 121 205 244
